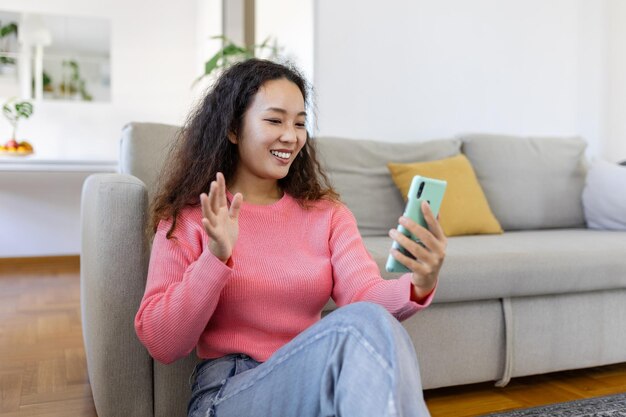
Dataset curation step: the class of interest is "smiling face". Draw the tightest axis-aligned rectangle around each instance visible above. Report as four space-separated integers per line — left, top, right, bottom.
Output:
228 78 307 193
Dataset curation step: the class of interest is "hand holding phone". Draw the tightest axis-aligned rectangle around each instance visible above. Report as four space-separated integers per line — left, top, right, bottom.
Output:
385 176 447 273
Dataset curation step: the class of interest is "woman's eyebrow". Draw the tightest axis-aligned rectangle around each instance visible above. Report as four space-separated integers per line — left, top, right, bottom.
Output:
264 107 307 117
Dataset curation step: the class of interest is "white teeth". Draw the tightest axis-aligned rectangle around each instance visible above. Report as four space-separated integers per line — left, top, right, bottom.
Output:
270 150 291 159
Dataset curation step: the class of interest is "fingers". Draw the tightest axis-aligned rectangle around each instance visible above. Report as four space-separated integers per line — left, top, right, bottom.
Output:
399 206 447 254
200 193 217 227
390 206 447 274
229 192 243 219
208 172 228 214
398 216 441 254
421 201 447 242
389 245 431 276
200 192 209 217
202 172 228 227
209 180 220 214
202 171 241 226
216 172 227 208
389 228 434 265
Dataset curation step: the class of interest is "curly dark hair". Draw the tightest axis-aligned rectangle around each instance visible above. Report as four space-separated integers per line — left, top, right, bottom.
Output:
150 59 339 238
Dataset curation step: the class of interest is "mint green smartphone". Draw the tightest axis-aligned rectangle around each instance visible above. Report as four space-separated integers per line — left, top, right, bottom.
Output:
385 176 447 273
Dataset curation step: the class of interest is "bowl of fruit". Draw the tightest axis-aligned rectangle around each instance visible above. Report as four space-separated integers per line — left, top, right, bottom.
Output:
0 139 34 156
1 99 35 156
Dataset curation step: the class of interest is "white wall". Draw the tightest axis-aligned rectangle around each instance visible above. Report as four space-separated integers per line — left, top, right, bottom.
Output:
607 0 626 162
576 0 607 160
0 0 199 160
193 0 222 100
314 0 622 162
256 0 314 83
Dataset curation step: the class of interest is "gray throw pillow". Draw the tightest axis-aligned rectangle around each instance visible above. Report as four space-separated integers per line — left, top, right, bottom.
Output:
461 134 587 231
315 136 461 236
582 159 626 230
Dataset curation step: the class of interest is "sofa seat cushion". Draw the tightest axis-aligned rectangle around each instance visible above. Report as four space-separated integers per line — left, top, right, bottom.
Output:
365 229 626 303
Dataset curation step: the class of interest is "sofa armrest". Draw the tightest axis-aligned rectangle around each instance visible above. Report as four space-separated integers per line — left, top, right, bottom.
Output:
81 174 153 417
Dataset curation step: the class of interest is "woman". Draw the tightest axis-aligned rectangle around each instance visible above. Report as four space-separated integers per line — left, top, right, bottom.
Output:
135 59 447 417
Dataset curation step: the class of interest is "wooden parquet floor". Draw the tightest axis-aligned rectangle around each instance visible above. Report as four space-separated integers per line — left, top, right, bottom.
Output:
424 362 626 416
0 257 97 417
1 256 625 417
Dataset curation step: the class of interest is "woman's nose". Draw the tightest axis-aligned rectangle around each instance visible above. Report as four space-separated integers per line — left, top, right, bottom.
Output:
281 125 298 142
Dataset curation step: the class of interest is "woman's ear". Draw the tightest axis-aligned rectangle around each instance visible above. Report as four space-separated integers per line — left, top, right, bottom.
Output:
228 131 238 144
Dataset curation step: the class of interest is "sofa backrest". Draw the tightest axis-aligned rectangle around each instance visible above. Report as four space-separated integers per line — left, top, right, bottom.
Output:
119 122 180 200
117 123 588 234
315 136 461 236
460 134 587 230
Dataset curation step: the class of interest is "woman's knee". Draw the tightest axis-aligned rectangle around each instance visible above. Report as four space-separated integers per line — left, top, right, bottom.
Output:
328 302 401 339
325 302 418 371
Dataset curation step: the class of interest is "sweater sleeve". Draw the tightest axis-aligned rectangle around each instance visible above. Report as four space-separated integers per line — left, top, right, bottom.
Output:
134 212 232 364
329 204 436 321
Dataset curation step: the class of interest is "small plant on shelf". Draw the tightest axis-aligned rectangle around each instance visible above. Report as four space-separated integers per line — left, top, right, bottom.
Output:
0 21 18 69
59 60 93 101
0 98 34 155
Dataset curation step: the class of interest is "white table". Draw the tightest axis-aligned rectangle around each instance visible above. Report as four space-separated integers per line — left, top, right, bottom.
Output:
0 157 117 173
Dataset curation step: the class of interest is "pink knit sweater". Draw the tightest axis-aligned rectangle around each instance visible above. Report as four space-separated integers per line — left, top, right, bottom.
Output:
135 193 435 364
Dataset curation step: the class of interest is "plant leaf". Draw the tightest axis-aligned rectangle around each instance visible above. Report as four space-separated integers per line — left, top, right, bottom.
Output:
15 102 33 118
221 43 249 56
0 22 18 38
204 53 222 76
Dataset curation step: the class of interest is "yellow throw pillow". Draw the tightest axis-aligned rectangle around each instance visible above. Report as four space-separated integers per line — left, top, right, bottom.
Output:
387 154 503 237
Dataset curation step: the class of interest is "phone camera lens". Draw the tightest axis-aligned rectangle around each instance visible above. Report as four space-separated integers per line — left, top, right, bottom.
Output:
417 181 425 198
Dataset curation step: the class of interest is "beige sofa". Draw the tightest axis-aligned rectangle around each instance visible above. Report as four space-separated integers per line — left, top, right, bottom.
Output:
80 122 626 417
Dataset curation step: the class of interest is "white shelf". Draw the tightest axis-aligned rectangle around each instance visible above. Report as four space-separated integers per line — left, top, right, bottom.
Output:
0 157 117 172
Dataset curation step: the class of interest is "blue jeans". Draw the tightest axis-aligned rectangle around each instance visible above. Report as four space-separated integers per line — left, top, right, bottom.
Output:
188 302 431 417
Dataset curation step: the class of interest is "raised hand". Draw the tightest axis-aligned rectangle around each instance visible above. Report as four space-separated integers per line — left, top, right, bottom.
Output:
200 172 243 263
388 201 447 300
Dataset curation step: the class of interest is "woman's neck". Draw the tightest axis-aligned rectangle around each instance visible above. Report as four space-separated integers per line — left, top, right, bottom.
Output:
227 174 283 205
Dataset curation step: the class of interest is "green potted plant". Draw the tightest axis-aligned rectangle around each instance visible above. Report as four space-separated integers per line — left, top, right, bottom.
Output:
194 35 283 85
0 98 34 155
